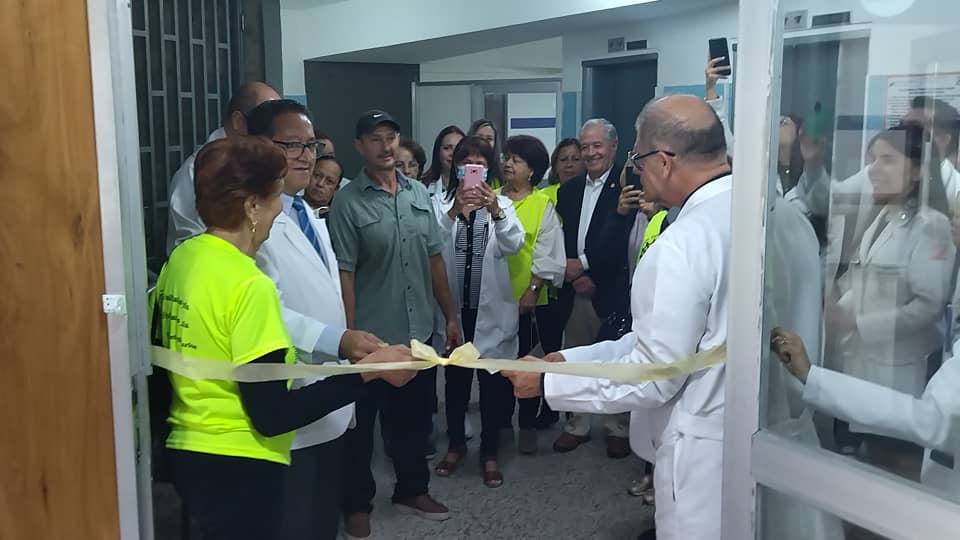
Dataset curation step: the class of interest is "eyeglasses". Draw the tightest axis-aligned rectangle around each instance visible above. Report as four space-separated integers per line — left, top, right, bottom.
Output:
628 149 676 170
273 139 323 158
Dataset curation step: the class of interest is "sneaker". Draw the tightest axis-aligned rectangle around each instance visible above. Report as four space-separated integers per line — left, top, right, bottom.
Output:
518 429 538 455
343 513 371 539
392 494 450 521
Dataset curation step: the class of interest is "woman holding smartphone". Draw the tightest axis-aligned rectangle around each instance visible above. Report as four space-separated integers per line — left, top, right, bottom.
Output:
430 136 524 487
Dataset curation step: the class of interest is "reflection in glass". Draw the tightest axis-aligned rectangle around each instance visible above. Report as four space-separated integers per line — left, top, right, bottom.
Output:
760 486 886 540
759 0 960 515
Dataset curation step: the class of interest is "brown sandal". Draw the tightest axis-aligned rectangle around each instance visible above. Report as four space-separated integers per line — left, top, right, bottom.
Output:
481 457 503 488
434 448 466 477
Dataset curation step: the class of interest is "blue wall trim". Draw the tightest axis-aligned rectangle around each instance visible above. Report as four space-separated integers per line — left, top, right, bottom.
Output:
510 117 557 129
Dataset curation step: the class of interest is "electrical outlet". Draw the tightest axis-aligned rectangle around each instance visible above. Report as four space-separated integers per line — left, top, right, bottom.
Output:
102 294 127 315
784 9 808 30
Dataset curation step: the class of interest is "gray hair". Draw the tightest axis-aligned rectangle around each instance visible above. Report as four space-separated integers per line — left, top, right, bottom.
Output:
634 99 726 160
580 118 618 143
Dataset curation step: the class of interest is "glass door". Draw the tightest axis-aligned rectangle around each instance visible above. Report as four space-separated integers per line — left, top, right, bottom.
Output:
724 0 960 537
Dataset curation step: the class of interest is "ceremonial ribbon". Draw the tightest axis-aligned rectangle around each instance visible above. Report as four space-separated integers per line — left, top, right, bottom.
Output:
151 341 726 384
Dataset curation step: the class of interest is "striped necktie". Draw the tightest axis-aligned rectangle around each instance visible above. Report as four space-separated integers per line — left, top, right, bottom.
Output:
291 195 329 270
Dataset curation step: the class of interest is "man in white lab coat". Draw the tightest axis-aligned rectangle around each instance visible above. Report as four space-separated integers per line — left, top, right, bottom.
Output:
247 99 385 539
165 81 280 253
506 95 732 540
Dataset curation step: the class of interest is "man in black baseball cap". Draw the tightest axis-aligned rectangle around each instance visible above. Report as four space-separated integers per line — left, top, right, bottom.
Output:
354 109 401 139
332 108 461 537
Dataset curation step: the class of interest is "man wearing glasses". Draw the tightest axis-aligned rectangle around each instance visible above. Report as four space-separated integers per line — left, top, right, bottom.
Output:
166 81 280 253
505 95 735 540
246 99 389 540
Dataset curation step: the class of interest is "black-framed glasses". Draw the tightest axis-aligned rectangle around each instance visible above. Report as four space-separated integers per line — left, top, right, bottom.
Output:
628 149 676 169
272 139 323 158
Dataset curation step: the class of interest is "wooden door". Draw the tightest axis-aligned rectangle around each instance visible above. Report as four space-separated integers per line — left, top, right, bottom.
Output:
0 1 122 538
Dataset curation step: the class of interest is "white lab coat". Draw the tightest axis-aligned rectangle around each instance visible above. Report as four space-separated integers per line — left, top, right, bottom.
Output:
256 207 353 450
764 198 846 540
836 205 955 431
166 128 226 254
431 194 525 360
544 176 732 539
804 355 960 499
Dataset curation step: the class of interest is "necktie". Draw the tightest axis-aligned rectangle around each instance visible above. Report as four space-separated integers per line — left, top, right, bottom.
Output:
291 195 329 270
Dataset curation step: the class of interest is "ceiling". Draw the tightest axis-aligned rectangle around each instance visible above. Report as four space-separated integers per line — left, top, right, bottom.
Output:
302 0 736 63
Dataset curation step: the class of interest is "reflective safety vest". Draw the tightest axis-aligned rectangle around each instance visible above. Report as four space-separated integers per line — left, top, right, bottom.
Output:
539 182 560 207
638 209 669 262
504 190 552 304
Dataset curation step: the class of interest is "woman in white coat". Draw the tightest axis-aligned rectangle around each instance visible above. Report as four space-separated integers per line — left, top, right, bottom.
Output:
828 125 955 479
773 327 960 500
431 136 525 488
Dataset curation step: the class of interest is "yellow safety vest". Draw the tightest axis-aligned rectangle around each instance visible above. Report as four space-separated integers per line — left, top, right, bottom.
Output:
638 209 668 262
539 182 560 207
504 190 552 304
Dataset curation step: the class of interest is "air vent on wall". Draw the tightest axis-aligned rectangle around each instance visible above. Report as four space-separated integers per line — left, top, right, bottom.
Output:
811 11 851 27
608 37 625 53
626 39 648 51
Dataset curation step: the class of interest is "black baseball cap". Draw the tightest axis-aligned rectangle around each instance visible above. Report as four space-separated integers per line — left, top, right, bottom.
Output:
355 109 401 139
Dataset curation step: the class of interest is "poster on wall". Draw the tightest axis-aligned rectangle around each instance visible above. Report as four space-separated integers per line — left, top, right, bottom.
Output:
884 72 960 127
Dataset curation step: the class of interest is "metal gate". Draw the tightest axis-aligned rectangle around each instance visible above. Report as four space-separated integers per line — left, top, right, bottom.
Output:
131 0 242 272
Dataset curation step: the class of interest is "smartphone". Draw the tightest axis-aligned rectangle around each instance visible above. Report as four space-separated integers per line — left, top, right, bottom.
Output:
462 163 485 190
708 38 732 76
629 172 643 191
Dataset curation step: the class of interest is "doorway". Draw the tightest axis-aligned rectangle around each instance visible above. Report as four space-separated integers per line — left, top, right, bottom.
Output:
582 54 659 149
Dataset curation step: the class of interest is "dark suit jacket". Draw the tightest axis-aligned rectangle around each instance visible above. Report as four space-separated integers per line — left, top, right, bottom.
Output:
555 163 629 320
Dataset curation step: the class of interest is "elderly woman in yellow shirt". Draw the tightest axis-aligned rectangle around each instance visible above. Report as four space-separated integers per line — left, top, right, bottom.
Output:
152 136 414 540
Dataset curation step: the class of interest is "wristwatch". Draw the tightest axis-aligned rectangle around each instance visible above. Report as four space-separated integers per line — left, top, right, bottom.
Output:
492 208 507 221
528 283 540 293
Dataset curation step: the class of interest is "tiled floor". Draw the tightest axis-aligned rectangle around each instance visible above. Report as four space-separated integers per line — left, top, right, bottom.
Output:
154 411 654 540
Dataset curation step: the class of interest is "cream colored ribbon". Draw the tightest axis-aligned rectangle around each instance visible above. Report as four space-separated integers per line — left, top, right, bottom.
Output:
151 340 726 384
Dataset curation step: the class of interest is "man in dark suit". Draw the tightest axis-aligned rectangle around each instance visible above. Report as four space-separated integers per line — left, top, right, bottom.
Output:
552 118 631 458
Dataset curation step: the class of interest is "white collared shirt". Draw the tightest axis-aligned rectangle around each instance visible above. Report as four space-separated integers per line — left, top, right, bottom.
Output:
577 167 612 270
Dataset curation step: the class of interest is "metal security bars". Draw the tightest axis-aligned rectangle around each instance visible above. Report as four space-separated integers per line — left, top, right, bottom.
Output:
131 0 242 273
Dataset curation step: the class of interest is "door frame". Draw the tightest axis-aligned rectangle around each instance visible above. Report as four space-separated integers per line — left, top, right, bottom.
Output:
87 0 153 538
412 79 563 151
581 53 658 125
722 0 960 538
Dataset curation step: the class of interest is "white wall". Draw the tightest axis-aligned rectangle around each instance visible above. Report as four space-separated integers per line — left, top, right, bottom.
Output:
415 85 472 166
281 0 652 95
562 3 739 93
280 8 307 95
420 38 563 83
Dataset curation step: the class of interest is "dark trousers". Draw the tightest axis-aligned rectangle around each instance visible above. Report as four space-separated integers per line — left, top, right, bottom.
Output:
342 366 435 514
535 300 567 355
279 436 346 540
444 308 513 457
170 449 285 540
517 312 544 429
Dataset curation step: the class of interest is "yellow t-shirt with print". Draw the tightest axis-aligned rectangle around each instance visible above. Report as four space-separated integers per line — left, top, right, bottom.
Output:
152 233 296 465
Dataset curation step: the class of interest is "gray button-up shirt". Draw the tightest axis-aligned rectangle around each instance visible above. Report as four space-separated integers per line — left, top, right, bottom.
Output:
328 168 444 344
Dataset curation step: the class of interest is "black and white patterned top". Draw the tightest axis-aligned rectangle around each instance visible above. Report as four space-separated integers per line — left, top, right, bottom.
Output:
455 209 489 310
